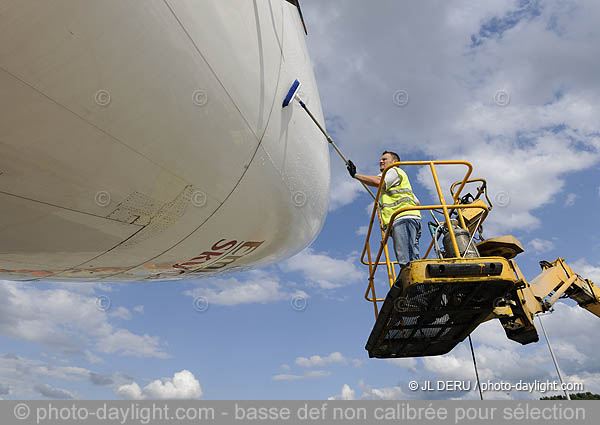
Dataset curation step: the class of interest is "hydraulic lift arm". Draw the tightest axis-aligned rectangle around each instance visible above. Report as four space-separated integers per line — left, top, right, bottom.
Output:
533 258 600 317
489 257 600 345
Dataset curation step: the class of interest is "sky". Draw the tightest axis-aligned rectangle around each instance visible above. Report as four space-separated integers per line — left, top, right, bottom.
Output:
2 0 600 400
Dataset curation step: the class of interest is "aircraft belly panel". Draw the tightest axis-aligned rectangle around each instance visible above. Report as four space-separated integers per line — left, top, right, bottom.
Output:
0 0 260 201
0 70 190 217
0 193 139 279
104 145 317 281
51 185 222 281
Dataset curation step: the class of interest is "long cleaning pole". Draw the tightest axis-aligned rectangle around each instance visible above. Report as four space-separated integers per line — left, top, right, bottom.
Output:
283 80 377 201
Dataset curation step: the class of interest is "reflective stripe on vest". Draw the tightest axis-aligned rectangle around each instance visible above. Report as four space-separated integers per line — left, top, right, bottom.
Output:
380 167 421 227
381 196 415 209
386 188 413 196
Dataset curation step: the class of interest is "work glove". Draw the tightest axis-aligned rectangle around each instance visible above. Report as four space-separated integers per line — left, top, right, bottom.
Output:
347 160 357 178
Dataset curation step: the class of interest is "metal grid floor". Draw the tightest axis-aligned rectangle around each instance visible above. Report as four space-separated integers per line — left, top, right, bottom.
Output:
366 278 514 358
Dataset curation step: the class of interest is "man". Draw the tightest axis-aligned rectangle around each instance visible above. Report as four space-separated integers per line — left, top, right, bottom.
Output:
347 151 421 268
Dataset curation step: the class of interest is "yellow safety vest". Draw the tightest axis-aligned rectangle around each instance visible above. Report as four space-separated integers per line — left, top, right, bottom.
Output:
380 167 421 227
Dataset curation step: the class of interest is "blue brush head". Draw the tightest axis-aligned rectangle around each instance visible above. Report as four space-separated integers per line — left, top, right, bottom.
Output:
282 79 301 108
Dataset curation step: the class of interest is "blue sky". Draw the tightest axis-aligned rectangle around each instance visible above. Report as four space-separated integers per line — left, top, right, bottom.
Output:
2 0 600 400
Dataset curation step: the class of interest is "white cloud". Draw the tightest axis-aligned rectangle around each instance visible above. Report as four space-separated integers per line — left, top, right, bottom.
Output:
0 281 167 359
364 202 375 217
417 132 599 236
565 193 577 207
89 372 114 386
422 349 480 381
470 319 517 350
533 303 600 375
332 378 435 401
295 352 362 368
354 380 409 400
275 352 362 383
385 358 418 371
356 225 368 236
571 259 600 283
117 370 202 400
550 340 588 365
32 365 91 381
281 248 361 289
0 383 9 396
83 350 104 365
295 352 344 368
116 382 143 400
0 353 116 398
423 332 548 384
528 238 555 254
564 372 600 395
98 330 166 358
184 270 306 306
328 384 355 400
133 305 144 314
50 282 114 296
35 383 76 400
362 386 408 400
272 370 331 381
329 178 365 211
109 307 132 320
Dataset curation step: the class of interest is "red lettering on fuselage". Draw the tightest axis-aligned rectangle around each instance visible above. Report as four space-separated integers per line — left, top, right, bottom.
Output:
170 239 264 274
172 239 239 270
230 241 263 257
211 239 238 251
198 255 242 271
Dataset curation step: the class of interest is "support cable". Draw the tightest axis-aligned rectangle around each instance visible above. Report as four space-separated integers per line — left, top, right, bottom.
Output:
537 314 571 400
468 335 483 400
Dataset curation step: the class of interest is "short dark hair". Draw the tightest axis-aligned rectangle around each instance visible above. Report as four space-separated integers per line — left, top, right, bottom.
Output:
382 150 400 162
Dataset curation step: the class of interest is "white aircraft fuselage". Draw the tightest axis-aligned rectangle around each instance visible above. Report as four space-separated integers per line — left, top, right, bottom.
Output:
0 0 330 282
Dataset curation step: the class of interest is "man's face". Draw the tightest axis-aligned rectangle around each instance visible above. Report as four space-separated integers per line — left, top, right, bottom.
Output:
379 153 396 172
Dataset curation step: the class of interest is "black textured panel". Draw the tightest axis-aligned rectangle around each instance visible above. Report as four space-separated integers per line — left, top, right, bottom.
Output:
366 277 514 358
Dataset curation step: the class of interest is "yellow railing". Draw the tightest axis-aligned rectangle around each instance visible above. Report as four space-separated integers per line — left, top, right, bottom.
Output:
360 161 489 319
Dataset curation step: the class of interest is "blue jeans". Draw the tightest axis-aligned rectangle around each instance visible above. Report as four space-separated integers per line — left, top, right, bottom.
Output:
390 218 421 268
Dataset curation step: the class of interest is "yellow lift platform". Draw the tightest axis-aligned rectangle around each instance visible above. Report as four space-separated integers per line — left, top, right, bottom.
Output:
362 161 600 359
